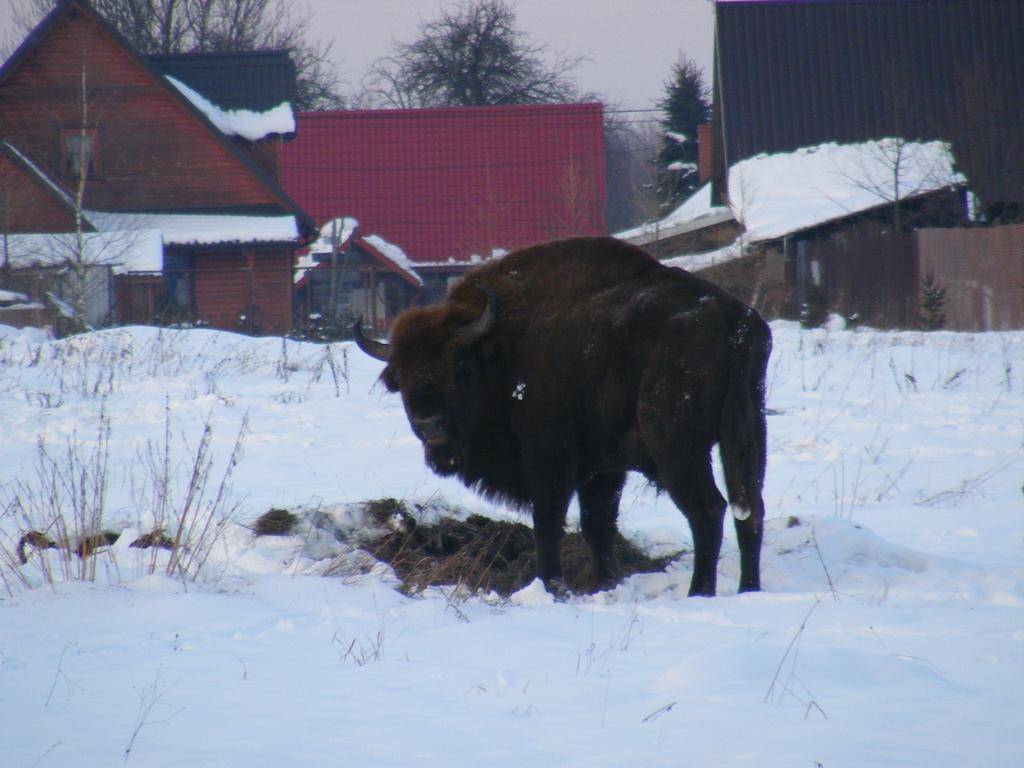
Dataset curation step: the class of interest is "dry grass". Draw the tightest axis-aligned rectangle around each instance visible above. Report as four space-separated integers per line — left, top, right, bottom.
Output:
253 508 299 536
357 498 680 597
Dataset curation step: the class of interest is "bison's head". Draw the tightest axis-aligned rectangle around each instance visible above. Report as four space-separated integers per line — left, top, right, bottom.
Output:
353 288 497 477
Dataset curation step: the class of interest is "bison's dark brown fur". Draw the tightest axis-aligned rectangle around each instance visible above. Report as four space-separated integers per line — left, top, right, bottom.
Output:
355 237 771 597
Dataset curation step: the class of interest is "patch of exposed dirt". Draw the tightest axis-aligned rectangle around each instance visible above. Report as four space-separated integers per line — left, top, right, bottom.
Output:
357 498 680 597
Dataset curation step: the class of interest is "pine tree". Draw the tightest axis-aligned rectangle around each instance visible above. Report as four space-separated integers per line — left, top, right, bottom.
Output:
656 58 710 211
920 270 948 330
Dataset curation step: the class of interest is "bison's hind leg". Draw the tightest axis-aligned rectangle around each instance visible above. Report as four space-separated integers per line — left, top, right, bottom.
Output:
733 499 764 593
655 451 727 597
578 472 627 591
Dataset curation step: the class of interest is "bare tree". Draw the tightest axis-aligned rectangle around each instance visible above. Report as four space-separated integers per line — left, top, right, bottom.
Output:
12 0 343 110
603 111 659 233
362 0 584 108
834 138 963 233
39 62 146 331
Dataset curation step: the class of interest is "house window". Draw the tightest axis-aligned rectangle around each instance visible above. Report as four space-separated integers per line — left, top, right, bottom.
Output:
61 128 98 178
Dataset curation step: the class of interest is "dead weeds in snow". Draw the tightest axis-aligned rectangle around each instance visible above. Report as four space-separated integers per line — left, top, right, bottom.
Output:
354 498 679 597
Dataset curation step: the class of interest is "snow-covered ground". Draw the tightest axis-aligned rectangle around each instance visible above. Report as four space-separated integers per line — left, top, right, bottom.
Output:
0 321 1021 767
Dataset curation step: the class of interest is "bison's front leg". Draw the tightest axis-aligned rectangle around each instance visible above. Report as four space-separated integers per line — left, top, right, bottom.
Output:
531 501 568 595
578 472 627 591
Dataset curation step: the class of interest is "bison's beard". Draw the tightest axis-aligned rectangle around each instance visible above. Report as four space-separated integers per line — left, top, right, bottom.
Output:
424 442 460 477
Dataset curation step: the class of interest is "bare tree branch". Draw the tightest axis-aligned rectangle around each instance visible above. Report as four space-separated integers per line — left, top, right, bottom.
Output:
361 0 584 108
11 0 344 110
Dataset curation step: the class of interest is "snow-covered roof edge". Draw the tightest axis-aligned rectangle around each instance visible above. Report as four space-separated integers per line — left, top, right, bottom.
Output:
166 76 296 142
615 183 734 246
309 217 360 254
729 138 966 243
623 138 968 265
300 220 424 286
85 211 300 248
0 230 164 273
362 234 423 287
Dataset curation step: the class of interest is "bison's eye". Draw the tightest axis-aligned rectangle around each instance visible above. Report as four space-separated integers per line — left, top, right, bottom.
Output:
381 367 400 392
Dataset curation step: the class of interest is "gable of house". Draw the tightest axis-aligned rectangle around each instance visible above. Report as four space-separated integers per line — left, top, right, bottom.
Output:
281 103 607 266
0 0 310 220
0 0 319 335
713 0 1024 209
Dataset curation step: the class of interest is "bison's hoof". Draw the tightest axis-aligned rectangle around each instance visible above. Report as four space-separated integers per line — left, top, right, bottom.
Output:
543 577 572 601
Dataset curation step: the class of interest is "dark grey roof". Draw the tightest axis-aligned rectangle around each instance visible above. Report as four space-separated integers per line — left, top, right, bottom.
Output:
713 0 1024 205
148 50 297 113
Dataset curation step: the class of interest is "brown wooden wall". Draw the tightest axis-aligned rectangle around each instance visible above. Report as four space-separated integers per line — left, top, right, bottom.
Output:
918 225 1024 331
0 152 77 233
806 232 918 329
0 5 281 213
191 251 293 334
788 225 1024 330
114 273 162 325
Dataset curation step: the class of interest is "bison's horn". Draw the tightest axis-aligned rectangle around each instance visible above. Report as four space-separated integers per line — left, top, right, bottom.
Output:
456 287 498 345
352 318 391 361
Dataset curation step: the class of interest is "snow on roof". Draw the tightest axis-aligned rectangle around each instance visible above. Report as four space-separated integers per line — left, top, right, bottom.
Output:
0 230 164 273
166 75 295 141
663 239 747 273
295 217 361 283
309 217 360 254
3 213 300 275
297 219 423 286
0 289 30 305
85 211 300 247
619 138 965 259
615 183 734 244
363 234 423 286
729 138 966 242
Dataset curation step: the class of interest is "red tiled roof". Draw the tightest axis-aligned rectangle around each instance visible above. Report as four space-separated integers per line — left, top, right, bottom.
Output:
281 103 607 265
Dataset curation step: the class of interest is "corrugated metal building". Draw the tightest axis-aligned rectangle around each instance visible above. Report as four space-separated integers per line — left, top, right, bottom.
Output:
712 0 1024 215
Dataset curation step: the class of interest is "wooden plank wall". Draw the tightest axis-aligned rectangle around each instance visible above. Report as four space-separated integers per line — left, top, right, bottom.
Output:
0 153 77 232
806 231 918 328
192 251 292 334
0 6 280 212
918 225 1024 331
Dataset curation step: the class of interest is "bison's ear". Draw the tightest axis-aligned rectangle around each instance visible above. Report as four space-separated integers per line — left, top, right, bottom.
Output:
380 366 400 393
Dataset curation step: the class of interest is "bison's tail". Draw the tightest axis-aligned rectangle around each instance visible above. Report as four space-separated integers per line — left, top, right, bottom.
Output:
719 310 771 523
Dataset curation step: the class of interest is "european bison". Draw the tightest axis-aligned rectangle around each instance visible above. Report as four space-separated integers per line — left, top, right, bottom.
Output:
355 237 771 597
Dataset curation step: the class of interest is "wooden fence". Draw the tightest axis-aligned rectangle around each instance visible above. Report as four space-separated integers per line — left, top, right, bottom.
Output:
799 224 1024 330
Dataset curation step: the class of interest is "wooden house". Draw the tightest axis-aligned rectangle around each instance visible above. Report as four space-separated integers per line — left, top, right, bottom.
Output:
0 0 316 334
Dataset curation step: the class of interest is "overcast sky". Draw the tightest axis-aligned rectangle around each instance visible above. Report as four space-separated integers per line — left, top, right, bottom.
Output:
325 0 715 112
1 0 716 115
